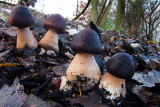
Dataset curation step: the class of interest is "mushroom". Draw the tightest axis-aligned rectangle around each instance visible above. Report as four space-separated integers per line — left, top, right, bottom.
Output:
8 5 38 49
65 28 102 92
39 14 66 53
99 52 135 106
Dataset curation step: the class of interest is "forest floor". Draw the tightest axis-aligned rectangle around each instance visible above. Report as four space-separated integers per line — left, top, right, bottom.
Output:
0 5 160 107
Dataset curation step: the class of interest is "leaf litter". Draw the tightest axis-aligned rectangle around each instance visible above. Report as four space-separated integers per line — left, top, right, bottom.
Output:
0 6 160 107
0 77 27 107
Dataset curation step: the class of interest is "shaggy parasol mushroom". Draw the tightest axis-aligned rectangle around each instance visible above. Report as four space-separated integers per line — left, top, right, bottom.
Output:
65 28 102 93
8 5 38 49
39 14 66 52
99 52 135 106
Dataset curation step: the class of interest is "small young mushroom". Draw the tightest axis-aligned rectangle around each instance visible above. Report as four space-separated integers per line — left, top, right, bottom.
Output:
8 5 38 49
39 14 66 53
65 28 102 92
99 52 135 106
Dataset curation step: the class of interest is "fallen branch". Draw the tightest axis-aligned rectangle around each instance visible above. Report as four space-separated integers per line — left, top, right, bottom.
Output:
33 72 55 96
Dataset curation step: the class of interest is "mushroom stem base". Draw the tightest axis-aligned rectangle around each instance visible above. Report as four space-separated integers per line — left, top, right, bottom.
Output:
66 53 101 92
17 27 38 49
99 72 125 104
39 29 59 52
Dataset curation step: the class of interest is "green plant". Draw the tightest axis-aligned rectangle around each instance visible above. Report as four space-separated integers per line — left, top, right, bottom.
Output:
105 22 114 30
65 17 68 20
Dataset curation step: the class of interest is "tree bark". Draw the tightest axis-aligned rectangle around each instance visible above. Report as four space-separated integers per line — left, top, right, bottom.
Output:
130 2 160 34
114 0 125 31
72 0 91 21
96 0 107 24
97 0 112 27
90 0 98 23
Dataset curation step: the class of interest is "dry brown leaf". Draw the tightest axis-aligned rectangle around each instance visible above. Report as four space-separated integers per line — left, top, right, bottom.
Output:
0 27 17 37
0 77 27 107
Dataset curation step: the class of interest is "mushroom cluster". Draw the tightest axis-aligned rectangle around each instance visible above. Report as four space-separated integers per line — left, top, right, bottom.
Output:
7 5 135 106
64 28 102 92
8 5 66 52
8 5 38 49
99 52 135 106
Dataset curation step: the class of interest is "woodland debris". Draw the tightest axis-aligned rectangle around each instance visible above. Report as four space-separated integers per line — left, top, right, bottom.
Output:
0 77 27 107
132 70 160 87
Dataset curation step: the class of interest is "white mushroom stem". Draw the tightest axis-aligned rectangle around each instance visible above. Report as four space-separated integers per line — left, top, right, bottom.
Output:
99 72 126 101
39 29 59 52
66 53 101 91
17 27 38 49
60 76 73 92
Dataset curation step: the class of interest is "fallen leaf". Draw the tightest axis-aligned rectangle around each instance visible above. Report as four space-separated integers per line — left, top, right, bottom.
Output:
53 64 69 76
110 36 115 43
0 63 22 68
130 43 140 48
0 50 10 57
132 85 160 106
0 77 27 107
132 70 160 87
0 41 7 52
149 59 160 71
67 91 108 107
0 27 17 37
66 29 79 36
147 41 155 45
90 21 100 37
64 51 74 59
23 94 59 107
132 85 153 103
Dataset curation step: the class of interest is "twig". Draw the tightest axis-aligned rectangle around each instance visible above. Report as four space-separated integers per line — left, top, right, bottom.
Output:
72 0 91 21
138 46 145 52
33 72 55 96
0 57 8 68
130 2 160 34
0 1 15 6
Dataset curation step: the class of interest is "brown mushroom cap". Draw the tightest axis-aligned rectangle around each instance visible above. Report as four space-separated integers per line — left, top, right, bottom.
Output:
71 28 102 54
43 14 66 34
106 52 135 79
8 5 35 28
